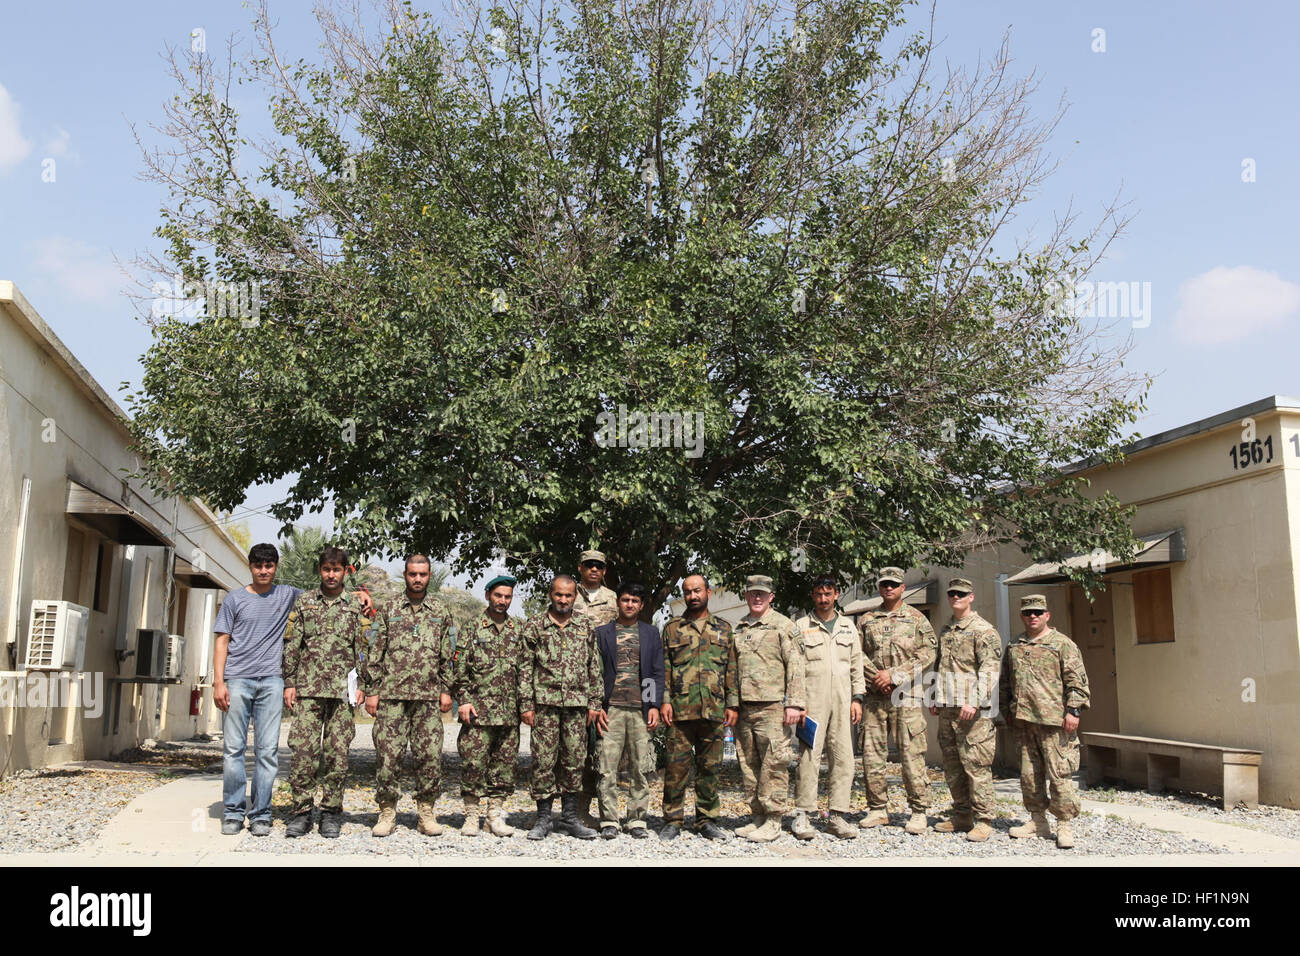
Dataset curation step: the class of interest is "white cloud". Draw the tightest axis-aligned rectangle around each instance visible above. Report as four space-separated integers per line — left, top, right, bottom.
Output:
27 236 124 304
43 125 75 160
0 82 33 173
1174 266 1300 345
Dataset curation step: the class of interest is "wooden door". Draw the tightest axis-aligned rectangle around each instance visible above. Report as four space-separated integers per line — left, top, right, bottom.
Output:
1069 585 1118 734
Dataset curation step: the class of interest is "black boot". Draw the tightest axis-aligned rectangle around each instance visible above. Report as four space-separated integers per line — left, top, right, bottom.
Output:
286 812 312 838
527 799 554 841
557 793 598 840
319 811 342 839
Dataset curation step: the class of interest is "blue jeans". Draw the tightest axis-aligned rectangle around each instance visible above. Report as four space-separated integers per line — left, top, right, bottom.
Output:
222 676 284 822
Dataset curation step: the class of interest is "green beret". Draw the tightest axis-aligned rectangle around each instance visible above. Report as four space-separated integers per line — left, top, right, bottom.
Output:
484 575 517 591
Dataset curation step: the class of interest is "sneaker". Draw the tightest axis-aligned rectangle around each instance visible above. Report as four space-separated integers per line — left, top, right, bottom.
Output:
249 819 272 837
221 818 243 836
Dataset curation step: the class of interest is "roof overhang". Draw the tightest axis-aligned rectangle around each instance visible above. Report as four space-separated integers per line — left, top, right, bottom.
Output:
173 554 231 591
66 480 172 548
844 579 939 615
1006 529 1187 586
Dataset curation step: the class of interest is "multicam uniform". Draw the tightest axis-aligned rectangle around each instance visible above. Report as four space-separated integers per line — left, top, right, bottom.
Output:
282 590 370 816
452 613 524 801
857 604 937 812
573 583 617 809
660 612 739 829
518 612 602 801
999 627 1090 820
362 595 454 806
793 612 865 815
733 610 806 818
934 610 1002 823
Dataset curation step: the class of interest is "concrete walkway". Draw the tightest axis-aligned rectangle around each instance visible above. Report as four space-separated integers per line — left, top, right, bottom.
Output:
10 738 1300 866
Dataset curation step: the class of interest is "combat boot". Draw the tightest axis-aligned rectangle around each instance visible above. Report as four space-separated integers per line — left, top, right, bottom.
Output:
790 811 816 841
319 811 342 839
371 802 397 838
746 816 783 842
461 799 481 837
486 799 516 837
527 799 554 840
934 814 974 833
904 812 928 834
1055 819 1075 849
1009 811 1052 839
827 813 858 840
416 801 443 836
556 793 598 840
735 813 766 838
285 812 312 838
965 821 994 842
859 809 889 829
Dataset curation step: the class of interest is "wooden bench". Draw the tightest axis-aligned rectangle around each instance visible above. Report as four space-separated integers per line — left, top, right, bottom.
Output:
1081 732 1262 810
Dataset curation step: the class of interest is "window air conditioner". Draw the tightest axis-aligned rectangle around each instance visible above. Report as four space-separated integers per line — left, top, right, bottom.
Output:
25 600 90 671
136 629 171 678
164 635 185 679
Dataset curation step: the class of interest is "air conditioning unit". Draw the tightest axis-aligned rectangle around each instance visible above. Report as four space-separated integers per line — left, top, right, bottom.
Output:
136 629 171 678
25 600 90 671
164 635 185 679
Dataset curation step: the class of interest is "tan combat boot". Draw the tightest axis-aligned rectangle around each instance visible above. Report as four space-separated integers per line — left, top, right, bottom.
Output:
735 813 766 838
965 821 994 842
859 809 889 829
417 801 444 836
934 814 973 833
1055 818 1074 849
827 813 858 840
462 798 481 837
904 812 929 834
790 811 816 841
1009 811 1052 839
486 798 516 837
746 816 783 842
371 802 397 838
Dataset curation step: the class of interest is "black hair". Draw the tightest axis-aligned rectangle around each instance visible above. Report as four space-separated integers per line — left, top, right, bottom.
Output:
318 546 350 569
616 581 646 600
811 575 839 591
248 543 279 565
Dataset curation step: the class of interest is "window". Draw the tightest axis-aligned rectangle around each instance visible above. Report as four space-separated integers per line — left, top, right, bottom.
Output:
1134 567 1175 644
92 542 113 613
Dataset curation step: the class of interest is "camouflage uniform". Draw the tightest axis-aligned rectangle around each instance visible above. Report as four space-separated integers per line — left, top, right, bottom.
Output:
858 605 937 811
660 613 739 828
935 610 1003 822
518 612 602 800
362 595 454 805
452 613 524 800
793 612 865 814
282 590 370 815
574 582 618 808
1000 627 1090 820
733 610 806 817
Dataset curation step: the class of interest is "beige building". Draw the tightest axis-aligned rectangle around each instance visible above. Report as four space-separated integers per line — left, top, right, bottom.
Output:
1 281 249 775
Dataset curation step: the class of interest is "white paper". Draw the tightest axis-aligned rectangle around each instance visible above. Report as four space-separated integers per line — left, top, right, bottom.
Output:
346 668 358 705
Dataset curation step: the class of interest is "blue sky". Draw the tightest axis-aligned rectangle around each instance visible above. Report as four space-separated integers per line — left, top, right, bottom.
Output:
2 1 1297 582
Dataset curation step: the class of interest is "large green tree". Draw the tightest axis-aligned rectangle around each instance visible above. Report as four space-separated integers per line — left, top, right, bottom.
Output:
129 0 1146 613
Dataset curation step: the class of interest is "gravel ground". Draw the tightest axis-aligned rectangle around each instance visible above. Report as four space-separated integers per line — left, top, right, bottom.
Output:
1081 781 1300 842
236 755 1226 858
0 767 172 852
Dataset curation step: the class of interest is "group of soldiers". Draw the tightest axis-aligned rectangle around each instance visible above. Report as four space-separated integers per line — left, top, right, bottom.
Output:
281 548 1090 848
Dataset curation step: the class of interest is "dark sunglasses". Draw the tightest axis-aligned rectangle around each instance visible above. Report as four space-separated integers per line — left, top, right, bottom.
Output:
878 581 901 588
946 590 968 599
581 561 606 569
1020 609 1046 617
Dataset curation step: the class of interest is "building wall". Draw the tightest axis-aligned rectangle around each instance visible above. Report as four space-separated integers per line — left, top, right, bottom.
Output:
1 285 248 774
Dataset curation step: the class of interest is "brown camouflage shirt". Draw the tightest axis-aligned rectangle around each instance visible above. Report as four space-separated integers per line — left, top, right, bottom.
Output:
999 627 1090 726
282 590 370 698
935 610 1003 710
661 613 738 721
452 613 523 725
361 594 454 701
518 610 602 712
573 583 618 628
858 604 937 707
733 609 806 709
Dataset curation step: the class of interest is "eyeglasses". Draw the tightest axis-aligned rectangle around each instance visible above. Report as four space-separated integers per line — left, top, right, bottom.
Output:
1020 609 1046 617
946 590 968 599
581 561 606 569
878 581 901 589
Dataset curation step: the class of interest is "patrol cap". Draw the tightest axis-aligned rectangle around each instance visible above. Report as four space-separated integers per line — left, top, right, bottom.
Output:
744 574 774 594
579 550 607 564
1019 594 1048 612
947 577 974 595
876 567 905 586
484 575 517 591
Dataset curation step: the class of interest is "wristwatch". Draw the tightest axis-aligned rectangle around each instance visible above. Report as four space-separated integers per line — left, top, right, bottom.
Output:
1065 706 1081 717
